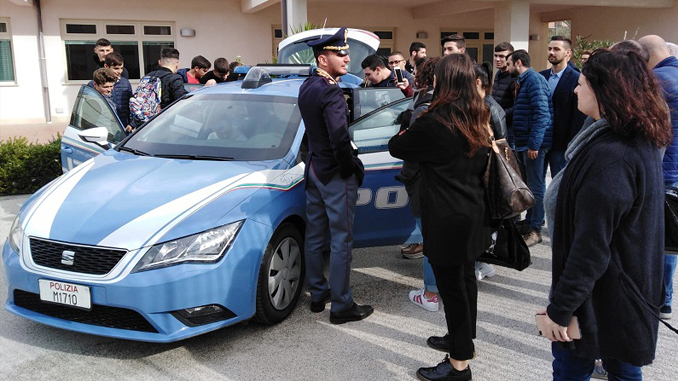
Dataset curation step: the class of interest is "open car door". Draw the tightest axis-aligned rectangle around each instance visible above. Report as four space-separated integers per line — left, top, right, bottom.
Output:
61 85 126 172
350 97 421 248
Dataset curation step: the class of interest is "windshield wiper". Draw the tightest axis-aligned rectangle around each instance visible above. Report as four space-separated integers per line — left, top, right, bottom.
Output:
153 154 234 161
118 146 151 156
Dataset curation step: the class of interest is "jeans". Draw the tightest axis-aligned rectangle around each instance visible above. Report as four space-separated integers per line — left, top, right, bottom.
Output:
415 217 438 293
665 254 676 308
552 343 642 381
546 149 567 178
664 182 678 309
518 149 548 233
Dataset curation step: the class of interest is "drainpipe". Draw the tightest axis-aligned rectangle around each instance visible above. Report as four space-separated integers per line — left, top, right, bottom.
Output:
34 0 51 123
281 0 288 37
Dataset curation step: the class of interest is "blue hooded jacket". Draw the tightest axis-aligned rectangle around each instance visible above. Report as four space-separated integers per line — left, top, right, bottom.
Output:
655 56 678 185
512 68 553 151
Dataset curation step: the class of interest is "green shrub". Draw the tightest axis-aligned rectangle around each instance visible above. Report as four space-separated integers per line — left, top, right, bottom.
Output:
0 135 62 195
573 35 614 69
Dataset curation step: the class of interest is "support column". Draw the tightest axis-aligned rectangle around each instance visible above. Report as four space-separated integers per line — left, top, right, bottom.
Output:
494 1 530 52
282 0 307 37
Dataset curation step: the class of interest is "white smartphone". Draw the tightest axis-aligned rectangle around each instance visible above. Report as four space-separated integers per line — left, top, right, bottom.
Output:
393 67 404 85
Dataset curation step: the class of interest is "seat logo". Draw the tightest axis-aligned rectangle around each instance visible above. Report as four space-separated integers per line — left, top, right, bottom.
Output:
61 250 75 265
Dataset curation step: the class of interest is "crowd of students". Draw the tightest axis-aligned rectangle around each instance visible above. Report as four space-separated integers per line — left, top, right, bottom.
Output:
88 38 242 131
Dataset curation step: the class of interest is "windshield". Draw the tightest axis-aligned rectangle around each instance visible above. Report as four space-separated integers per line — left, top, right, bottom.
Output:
122 94 301 161
278 39 374 78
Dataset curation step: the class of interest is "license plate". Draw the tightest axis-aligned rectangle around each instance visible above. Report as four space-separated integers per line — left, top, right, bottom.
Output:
38 279 91 310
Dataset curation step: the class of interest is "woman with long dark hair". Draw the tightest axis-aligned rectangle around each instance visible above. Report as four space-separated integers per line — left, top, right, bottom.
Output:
389 53 492 381
542 49 671 380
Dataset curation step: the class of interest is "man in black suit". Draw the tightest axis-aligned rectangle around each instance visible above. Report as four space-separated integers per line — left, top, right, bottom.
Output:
298 27 373 324
540 36 586 177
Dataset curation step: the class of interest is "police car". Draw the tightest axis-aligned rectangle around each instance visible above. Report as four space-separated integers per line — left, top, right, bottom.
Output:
3 63 421 342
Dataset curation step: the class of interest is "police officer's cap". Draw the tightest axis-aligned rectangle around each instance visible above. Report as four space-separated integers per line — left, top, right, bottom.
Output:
307 27 350 56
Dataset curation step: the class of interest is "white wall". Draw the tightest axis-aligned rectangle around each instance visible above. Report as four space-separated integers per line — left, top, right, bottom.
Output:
0 1 44 124
541 4 678 46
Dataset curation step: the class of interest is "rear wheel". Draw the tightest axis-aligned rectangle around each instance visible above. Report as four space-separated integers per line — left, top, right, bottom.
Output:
254 223 305 324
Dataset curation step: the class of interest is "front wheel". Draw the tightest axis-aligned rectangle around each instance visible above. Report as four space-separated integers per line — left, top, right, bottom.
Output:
254 223 305 324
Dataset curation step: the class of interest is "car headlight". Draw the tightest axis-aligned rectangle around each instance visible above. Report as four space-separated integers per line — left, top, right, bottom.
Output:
9 215 24 255
132 220 244 272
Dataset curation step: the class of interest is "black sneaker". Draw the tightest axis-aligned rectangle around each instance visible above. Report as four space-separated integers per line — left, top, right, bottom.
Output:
660 305 672 320
417 356 472 381
310 289 331 313
427 334 451 352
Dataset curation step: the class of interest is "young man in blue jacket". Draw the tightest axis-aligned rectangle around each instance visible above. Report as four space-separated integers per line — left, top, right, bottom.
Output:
507 50 553 247
640 35 678 320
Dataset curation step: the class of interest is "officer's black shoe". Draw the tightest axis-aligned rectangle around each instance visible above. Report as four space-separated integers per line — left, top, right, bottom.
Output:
416 356 472 381
427 334 451 352
329 303 374 324
310 289 331 313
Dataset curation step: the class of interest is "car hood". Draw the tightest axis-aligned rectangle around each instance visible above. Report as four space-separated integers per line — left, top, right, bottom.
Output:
21 151 297 250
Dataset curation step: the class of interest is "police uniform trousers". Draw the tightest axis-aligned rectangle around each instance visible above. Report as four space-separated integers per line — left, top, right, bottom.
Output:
304 163 358 313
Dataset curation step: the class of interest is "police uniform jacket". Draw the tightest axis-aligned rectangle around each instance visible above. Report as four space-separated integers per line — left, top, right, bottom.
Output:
299 70 364 186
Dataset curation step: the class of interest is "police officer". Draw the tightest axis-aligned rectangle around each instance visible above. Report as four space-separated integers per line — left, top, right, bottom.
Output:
299 27 373 324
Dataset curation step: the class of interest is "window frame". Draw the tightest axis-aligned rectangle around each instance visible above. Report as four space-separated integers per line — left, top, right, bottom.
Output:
0 17 17 85
61 19 176 84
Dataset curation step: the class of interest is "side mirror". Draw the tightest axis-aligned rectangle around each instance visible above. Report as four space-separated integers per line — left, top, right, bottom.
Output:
78 127 111 148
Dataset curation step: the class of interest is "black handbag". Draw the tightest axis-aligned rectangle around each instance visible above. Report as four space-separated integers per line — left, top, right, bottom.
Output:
479 219 531 271
483 136 535 219
666 187 678 254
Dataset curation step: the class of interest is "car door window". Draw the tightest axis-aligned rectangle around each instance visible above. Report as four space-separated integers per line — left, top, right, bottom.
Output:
70 85 124 144
352 88 405 120
349 99 412 154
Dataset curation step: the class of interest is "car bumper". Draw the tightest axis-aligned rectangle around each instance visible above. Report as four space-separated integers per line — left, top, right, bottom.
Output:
2 220 270 343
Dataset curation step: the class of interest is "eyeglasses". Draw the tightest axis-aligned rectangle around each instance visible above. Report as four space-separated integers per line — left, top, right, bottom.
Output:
388 59 403 65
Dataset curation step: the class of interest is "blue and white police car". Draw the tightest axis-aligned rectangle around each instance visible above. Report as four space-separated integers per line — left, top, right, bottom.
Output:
3 63 421 342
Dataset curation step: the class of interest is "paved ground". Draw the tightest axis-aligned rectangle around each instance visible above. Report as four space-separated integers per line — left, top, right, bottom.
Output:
0 123 63 144
0 194 676 380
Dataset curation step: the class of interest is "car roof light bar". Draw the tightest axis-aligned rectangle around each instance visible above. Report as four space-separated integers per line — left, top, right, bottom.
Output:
241 64 314 89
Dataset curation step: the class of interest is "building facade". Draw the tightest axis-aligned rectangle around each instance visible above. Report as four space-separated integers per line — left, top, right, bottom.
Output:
1 0 677 125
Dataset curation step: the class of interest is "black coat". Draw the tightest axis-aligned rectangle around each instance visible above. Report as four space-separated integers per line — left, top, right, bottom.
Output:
389 110 491 266
539 66 586 151
548 130 664 366
394 89 433 217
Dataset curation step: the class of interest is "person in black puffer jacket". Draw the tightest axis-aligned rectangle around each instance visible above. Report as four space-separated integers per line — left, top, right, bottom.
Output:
146 48 188 110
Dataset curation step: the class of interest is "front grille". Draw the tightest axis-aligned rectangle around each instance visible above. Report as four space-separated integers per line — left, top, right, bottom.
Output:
13 290 158 333
30 238 127 275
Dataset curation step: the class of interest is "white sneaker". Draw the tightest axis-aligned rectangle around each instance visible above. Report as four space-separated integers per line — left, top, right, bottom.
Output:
475 262 496 281
408 288 439 312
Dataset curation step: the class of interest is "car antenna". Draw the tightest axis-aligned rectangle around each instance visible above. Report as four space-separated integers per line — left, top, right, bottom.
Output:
322 18 327 28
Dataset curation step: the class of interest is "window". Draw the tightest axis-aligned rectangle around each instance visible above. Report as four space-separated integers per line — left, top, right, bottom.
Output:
350 99 412 154
368 28 395 56
124 94 302 161
62 20 175 82
0 19 15 83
